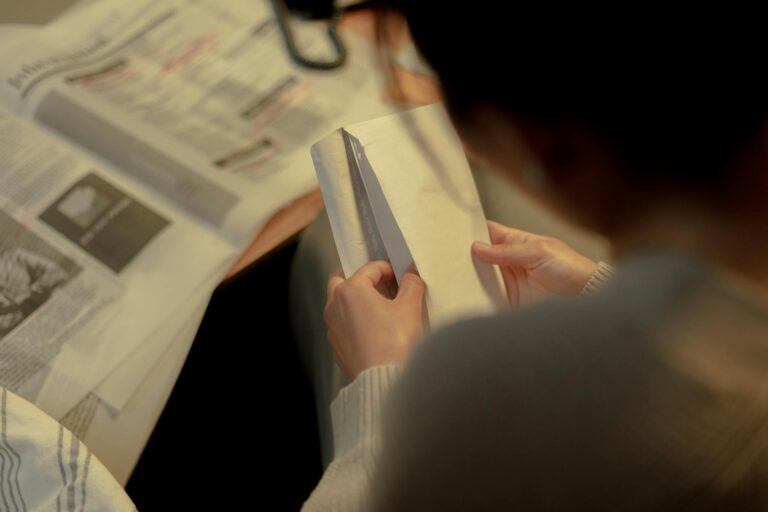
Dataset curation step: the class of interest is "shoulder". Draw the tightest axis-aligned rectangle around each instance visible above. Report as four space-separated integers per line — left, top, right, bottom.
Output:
372 251 722 510
384 289 647 444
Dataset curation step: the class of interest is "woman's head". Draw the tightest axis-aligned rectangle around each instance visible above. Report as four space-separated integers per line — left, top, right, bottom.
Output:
374 4 768 240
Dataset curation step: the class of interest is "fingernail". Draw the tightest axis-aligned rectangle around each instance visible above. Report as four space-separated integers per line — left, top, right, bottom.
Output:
473 241 489 250
404 263 420 275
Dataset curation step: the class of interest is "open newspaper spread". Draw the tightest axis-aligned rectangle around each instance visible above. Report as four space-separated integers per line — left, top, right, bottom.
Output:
0 0 392 482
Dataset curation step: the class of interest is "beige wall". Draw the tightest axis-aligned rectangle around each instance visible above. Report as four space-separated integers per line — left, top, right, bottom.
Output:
1 0 80 24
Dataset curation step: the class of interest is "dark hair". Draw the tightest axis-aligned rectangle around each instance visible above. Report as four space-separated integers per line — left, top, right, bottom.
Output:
374 4 767 185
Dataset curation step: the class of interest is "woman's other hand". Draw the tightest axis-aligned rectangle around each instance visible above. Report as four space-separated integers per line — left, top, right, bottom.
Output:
324 261 426 381
472 220 598 306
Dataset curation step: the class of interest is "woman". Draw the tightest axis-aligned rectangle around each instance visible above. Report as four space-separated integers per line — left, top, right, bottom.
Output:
298 4 768 510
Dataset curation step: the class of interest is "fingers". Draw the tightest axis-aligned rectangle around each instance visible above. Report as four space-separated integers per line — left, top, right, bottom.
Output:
327 267 345 302
486 220 538 245
328 261 396 301
354 260 396 286
328 261 396 297
396 270 425 306
472 240 546 268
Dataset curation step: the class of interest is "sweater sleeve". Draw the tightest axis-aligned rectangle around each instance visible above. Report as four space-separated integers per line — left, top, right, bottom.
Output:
579 261 615 297
301 363 404 512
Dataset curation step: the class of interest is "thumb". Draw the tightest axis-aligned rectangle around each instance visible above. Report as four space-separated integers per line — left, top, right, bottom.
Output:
396 271 425 306
472 241 546 268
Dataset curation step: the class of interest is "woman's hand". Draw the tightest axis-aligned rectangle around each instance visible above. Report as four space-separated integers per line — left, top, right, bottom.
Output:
324 260 426 381
472 220 598 306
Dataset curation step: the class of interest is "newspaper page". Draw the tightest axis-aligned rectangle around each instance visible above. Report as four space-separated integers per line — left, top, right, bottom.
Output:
43 255 227 416
0 107 237 419
61 295 208 485
0 0 394 478
0 0 391 246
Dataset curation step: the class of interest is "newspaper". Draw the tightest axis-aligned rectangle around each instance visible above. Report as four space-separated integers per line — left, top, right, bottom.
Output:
0 0 393 478
61 291 211 486
0 0 387 244
0 108 236 414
